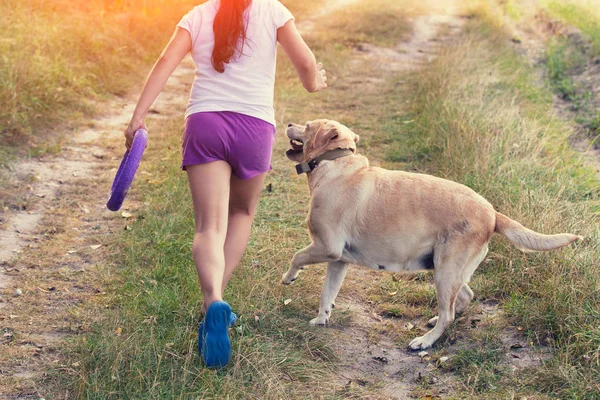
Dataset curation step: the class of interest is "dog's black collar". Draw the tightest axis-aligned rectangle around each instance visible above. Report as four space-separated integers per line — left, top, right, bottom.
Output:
295 148 354 175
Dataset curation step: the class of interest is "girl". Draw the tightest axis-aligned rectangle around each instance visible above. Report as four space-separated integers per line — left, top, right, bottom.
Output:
124 0 327 368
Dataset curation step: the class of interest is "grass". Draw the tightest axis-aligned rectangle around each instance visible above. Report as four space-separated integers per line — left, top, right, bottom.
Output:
542 0 600 55
378 3 600 397
545 36 587 100
503 0 523 20
0 0 198 149
313 0 412 48
537 0 600 140
9 0 600 397
450 340 505 394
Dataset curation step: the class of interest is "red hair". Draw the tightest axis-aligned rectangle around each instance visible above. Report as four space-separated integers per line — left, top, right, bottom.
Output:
212 0 251 73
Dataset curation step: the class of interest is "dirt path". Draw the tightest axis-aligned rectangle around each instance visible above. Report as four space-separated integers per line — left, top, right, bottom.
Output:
305 2 469 398
0 53 194 397
501 1 600 179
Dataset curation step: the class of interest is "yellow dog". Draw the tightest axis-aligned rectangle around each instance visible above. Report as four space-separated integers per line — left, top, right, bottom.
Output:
282 119 582 350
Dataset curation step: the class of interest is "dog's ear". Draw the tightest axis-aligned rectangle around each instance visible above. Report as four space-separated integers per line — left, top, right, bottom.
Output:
315 126 341 149
305 122 359 161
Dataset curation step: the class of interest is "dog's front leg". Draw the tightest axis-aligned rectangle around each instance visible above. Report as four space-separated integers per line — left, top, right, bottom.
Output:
282 242 341 285
311 261 349 325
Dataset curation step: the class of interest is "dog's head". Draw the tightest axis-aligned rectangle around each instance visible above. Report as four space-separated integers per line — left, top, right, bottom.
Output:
285 119 360 163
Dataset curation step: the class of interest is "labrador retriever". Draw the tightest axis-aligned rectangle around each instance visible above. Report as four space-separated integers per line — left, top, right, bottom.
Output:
282 119 582 350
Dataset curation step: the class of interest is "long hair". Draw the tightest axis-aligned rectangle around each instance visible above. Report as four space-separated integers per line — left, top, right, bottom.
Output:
212 0 251 73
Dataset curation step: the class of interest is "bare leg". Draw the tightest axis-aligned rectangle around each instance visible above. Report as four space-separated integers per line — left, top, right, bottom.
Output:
187 161 231 312
221 172 267 291
311 261 349 325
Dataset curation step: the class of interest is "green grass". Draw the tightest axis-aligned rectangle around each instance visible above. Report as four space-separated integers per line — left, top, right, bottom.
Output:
450 340 506 394
380 7 600 397
542 0 600 55
545 36 587 100
538 0 600 140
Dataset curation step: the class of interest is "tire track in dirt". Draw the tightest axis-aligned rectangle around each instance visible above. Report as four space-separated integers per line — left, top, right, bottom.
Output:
501 1 600 180
0 58 194 398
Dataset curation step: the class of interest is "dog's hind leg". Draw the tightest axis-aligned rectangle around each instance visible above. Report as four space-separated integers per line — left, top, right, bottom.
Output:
311 261 349 325
410 244 487 350
426 246 487 327
427 284 474 327
281 241 343 285
410 266 463 350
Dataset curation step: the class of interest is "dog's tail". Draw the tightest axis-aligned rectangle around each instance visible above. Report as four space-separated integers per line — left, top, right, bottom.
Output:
494 212 583 252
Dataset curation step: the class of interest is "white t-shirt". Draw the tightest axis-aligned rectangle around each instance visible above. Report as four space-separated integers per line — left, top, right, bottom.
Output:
177 0 294 126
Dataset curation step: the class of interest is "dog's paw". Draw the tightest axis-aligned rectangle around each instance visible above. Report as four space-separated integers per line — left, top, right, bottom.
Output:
408 335 434 350
281 270 299 285
427 316 438 327
310 316 329 326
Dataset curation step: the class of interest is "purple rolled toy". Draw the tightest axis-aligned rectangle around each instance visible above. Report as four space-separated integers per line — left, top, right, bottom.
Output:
106 129 148 211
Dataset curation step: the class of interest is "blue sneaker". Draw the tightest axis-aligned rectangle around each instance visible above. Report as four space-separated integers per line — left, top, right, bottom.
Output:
199 301 233 368
198 311 237 340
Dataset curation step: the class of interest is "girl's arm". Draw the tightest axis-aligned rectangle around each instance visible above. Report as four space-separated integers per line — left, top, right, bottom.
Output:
125 27 192 148
277 20 327 93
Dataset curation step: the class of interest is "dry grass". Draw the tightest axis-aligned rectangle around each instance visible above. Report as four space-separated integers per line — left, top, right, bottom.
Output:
0 0 197 146
310 0 412 48
380 5 600 396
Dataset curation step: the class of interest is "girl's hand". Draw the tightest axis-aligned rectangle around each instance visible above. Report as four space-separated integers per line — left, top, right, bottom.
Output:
313 62 327 92
124 118 147 150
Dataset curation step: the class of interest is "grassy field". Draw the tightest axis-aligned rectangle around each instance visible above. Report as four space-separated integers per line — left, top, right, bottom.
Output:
542 0 600 54
380 3 600 397
3 0 600 398
0 0 199 150
539 0 600 137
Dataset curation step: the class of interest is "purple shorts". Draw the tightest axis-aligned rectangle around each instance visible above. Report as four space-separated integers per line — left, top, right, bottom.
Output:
181 111 276 180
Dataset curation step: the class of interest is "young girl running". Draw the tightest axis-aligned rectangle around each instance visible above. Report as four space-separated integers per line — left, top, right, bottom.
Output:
124 0 327 368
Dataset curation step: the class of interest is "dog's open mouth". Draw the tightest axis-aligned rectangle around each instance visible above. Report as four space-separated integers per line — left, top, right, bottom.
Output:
286 139 304 156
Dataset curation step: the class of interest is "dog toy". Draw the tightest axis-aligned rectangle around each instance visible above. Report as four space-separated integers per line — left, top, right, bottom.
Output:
106 129 147 211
